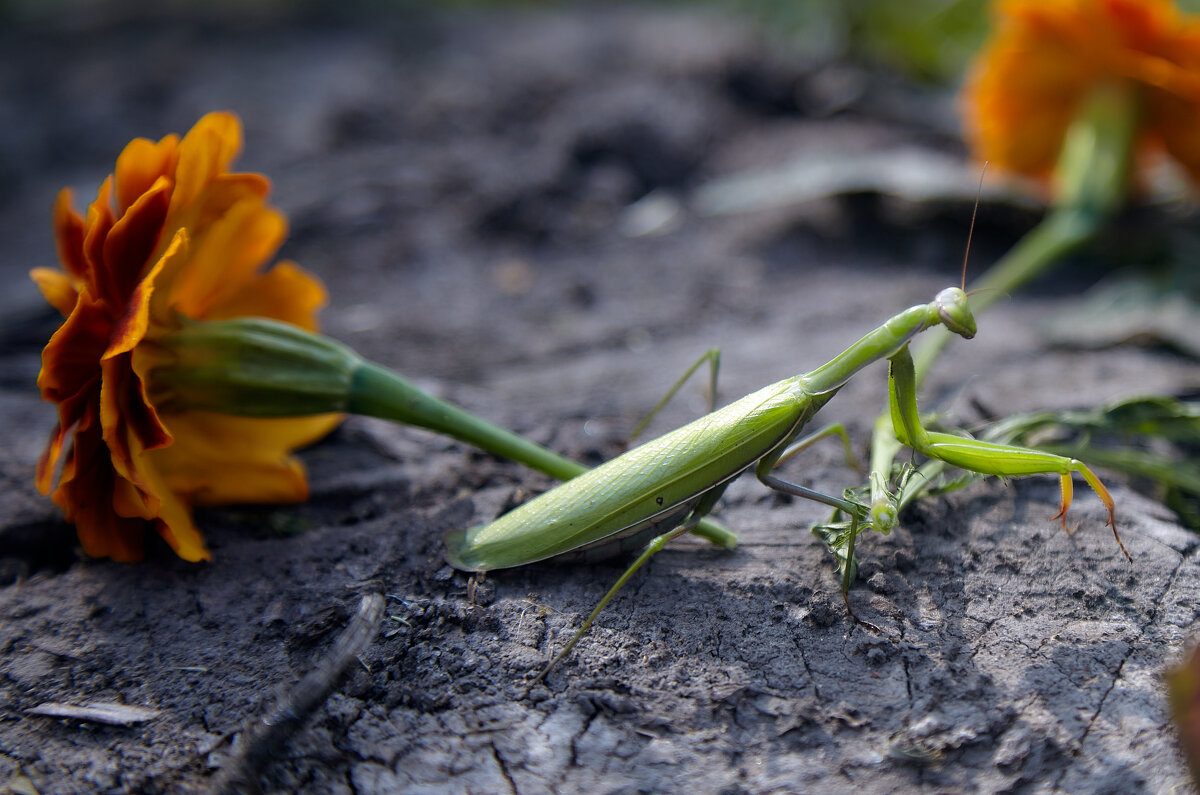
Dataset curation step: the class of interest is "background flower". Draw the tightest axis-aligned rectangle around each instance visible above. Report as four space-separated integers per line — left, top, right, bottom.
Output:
963 0 1200 186
32 112 340 562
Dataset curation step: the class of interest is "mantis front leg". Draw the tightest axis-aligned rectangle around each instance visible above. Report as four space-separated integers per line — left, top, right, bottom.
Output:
887 345 1132 562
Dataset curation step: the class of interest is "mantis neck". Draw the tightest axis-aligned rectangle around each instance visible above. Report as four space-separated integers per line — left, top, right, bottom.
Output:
802 303 936 396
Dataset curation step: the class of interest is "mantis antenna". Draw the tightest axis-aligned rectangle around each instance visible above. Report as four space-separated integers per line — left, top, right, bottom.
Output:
961 161 988 290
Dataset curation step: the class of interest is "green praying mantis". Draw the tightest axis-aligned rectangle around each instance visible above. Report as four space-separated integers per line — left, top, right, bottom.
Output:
445 274 1132 680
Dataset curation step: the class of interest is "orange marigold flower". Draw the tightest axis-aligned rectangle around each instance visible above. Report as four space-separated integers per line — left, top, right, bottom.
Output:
963 0 1200 185
32 112 340 562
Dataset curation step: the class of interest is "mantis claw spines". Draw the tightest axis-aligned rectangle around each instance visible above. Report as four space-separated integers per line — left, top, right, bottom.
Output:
1051 473 1075 531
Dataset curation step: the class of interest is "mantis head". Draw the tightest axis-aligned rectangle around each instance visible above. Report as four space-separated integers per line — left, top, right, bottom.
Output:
935 287 976 339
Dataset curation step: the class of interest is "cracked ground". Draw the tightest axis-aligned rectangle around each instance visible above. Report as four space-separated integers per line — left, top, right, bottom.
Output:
1 6 1198 793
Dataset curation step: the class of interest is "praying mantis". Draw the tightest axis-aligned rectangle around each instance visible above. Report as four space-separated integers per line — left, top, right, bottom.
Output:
445 279 1131 680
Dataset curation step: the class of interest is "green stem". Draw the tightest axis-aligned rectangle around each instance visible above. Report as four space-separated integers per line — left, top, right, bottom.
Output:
346 362 737 549
348 361 584 482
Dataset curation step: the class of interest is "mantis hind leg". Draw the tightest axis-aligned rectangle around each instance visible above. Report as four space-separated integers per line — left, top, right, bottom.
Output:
630 348 735 551
774 422 863 473
529 484 728 688
631 348 721 440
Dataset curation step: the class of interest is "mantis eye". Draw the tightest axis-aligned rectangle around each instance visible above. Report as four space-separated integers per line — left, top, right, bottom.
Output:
935 287 977 339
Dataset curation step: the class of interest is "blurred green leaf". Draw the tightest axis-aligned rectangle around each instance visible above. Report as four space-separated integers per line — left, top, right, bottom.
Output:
1047 277 1200 359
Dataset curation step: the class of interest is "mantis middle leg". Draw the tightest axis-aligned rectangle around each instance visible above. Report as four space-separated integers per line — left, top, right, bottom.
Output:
754 424 878 619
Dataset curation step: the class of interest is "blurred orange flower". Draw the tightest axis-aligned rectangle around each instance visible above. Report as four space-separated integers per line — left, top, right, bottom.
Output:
963 0 1200 185
32 112 340 562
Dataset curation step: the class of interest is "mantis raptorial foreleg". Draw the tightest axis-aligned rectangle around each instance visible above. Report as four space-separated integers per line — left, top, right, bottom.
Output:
886 345 1131 561
762 422 864 484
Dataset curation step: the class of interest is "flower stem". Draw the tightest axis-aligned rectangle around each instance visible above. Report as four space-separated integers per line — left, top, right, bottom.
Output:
345 361 736 549
347 360 586 482
150 317 737 549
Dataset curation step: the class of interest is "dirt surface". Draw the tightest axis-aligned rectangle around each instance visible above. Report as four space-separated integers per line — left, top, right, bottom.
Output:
2 6 1199 794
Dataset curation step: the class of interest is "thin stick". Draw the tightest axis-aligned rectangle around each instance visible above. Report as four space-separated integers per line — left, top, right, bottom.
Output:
209 592 385 794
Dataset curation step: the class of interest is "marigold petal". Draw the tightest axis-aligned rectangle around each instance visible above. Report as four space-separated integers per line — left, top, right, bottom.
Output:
171 199 287 319
150 175 271 318
169 112 243 221
114 134 180 216
964 0 1200 187
64 408 208 562
53 189 88 283
52 420 148 562
151 490 211 562
37 436 60 496
105 229 186 360
101 175 171 308
1100 0 1180 51
1154 95 1200 183
100 353 172 492
1148 25 1200 183
111 468 160 520
149 412 341 506
31 267 79 317
171 174 272 239
98 354 140 485
37 423 68 496
38 291 109 405
203 261 327 331
36 375 100 495
73 504 149 563
38 290 118 504
964 9 1095 178
82 178 116 305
